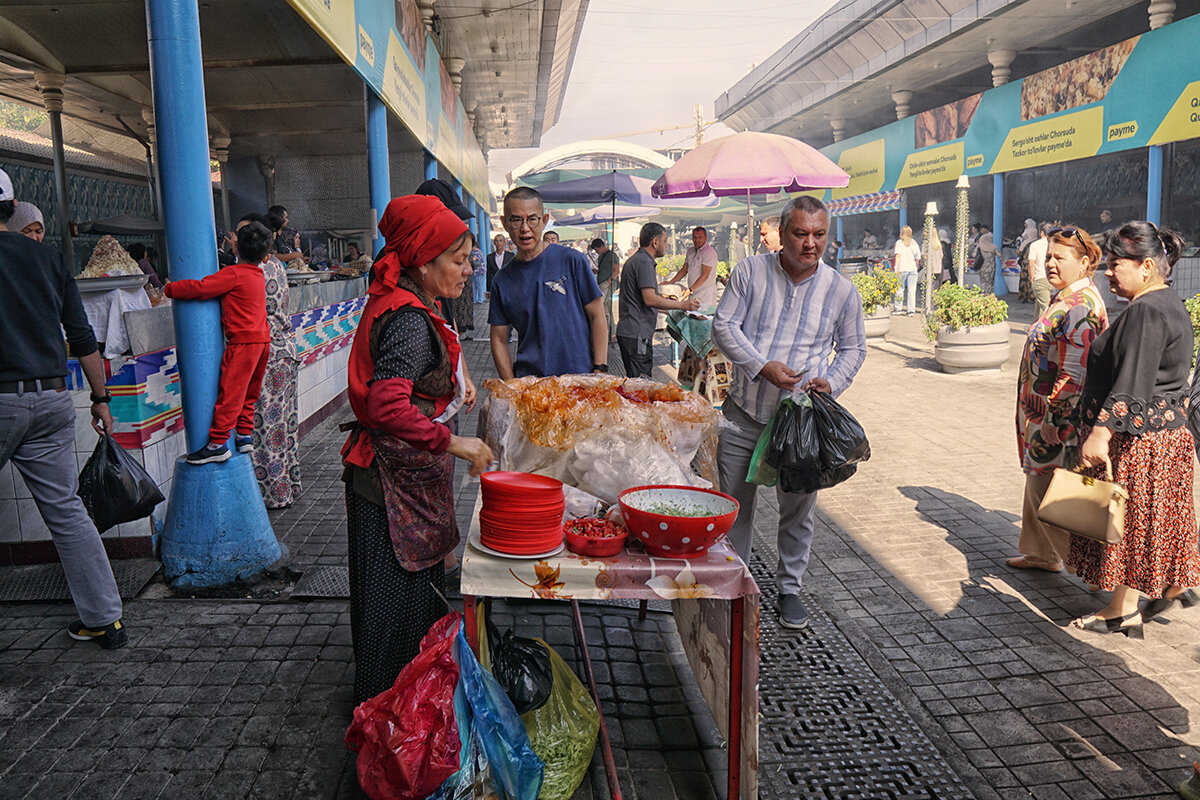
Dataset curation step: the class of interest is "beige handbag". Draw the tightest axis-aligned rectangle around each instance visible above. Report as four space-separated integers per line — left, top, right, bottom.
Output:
1037 464 1128 544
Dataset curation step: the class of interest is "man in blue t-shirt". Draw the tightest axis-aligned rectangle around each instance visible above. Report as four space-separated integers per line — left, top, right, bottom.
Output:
489 187 608 378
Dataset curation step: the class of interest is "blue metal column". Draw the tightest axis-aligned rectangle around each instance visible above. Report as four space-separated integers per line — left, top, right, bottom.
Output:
993 174 1006 295
1147 145 1164 225
423 150 438 181
148 0 283 589
365 87 390 251
466 195 478 239
836 216 844 266
898 206 908 232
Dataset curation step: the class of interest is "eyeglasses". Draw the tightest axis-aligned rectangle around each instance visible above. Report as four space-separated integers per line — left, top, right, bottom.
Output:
505 215 544 229
1049 227 1086 248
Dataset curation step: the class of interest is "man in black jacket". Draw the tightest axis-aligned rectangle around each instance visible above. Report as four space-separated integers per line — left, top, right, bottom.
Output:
487 234 513 296
0 169 127 648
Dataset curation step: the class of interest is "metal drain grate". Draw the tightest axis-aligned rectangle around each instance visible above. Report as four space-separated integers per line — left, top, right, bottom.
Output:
291 565 350 598
0 558 160 602
750 532 970 799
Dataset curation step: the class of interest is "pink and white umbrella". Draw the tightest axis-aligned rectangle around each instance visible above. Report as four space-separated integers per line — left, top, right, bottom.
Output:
652 131 849 251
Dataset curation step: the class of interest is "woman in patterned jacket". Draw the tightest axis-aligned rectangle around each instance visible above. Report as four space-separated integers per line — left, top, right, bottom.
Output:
1009 226 1108 574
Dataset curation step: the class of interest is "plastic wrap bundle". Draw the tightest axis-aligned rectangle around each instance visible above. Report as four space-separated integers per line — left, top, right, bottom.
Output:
478 375 721 504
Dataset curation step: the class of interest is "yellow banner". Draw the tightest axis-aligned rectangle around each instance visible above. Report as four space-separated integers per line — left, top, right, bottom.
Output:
1149 81 1200 145
381 30 425 138
438 115 459 176
286 0 357 65
832 139 885 200
990 107 1103 173
897 142 963 189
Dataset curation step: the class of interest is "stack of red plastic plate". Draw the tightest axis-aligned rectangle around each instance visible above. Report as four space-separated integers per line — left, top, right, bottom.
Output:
478 471 565 556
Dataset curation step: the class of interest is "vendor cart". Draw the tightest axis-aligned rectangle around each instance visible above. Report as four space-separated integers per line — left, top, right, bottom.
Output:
460 489 760 800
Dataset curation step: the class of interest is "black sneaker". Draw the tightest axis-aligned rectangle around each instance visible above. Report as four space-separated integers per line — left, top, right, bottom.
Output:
68 619 128 649
778 594 810 630
186 442 231 465
234 434 254 453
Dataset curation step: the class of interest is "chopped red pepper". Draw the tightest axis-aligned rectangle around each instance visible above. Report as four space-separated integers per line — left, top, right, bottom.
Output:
565 518 624 539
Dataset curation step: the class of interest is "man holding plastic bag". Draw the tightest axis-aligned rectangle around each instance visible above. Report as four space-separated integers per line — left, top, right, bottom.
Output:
712 195 866 630
0 169 126 648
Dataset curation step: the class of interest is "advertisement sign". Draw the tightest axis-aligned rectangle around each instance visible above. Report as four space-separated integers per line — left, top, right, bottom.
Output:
818 15 1200 198
285 0 488 204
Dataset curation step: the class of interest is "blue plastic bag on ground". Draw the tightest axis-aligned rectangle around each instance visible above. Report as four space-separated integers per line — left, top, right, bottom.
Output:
430 625 543 800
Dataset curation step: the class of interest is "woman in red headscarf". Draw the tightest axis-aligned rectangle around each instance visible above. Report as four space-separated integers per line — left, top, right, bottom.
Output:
341 195 493 702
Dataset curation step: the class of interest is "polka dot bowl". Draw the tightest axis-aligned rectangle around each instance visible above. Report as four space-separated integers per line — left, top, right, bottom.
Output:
618 485 739 559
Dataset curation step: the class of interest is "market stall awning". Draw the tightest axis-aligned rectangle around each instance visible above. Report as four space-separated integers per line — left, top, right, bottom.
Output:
77 214 163 235
826 190 905 217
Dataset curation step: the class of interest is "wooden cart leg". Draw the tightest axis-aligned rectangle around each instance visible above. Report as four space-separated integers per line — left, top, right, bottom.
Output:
728 596 744 800
638 599 648 621
464 595 478 655
570 599 623 800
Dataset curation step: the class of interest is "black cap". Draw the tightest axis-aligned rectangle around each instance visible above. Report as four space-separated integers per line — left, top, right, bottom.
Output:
415 178 473 221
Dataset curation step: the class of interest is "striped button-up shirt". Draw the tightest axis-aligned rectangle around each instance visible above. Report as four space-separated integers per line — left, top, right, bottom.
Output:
712 254 866 423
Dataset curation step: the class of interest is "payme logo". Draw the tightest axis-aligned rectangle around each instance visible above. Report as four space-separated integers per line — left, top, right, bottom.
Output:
1107 121 1138 142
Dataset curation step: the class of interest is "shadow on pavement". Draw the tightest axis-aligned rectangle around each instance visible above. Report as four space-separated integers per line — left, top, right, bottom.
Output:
899 483 1198 798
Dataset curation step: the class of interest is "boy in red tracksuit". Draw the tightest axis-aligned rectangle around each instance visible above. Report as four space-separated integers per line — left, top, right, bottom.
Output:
164 220 273 464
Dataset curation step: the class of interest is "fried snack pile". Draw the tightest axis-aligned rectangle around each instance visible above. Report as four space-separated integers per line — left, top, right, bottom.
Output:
479 375 721 504
482 375 716 451
79 236 143 278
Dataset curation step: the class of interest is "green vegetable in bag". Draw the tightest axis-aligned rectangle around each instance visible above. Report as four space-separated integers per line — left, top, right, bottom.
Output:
520 641 599 800
747 412 778 487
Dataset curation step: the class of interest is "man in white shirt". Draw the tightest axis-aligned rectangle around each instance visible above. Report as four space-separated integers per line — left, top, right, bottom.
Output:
666 226 719 309
1028 224 1051 318
712 195 866 630
759 216 782 253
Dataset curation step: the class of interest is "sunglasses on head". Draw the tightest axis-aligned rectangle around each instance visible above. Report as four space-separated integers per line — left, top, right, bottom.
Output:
1048 227 1086 248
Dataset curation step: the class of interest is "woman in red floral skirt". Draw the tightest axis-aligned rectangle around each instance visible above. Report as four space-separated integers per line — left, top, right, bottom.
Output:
1070 221 1200 636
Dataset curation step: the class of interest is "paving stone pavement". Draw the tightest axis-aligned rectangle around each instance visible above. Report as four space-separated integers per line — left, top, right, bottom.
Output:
2 298 1198 799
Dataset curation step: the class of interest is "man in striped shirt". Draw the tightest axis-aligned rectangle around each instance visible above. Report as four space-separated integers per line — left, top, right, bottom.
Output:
712 195 866 630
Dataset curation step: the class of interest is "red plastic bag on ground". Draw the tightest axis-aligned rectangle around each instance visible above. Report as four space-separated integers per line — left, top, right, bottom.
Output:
346 612 462 800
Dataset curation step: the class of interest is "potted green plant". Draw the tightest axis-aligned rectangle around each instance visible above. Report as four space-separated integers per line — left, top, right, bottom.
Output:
851 269 899 339
923 283 1011 373
1185 294 1200 368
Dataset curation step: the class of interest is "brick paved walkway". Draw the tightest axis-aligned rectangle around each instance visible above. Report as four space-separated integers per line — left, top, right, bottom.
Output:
2 298 1198 799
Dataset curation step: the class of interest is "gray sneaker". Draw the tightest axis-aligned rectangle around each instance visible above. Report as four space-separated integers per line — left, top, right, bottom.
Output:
778 594 810 630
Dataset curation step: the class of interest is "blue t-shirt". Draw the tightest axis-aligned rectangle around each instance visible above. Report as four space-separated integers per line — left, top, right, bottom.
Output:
488 244 602 377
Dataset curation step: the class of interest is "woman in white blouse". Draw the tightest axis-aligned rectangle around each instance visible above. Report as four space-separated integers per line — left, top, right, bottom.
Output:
892 225 922 315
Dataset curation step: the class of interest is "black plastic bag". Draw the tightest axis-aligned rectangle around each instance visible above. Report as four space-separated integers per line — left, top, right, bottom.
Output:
766 392 870 494
487 619 553 714
765 397 823 495
77 435 165 533
810 390 871 471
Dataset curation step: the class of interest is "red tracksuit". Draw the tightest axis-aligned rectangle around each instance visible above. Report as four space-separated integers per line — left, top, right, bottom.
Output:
164 262 270 445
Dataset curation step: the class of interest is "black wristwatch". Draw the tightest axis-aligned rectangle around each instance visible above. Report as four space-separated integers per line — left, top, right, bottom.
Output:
592 364 608 373
90 392 112 404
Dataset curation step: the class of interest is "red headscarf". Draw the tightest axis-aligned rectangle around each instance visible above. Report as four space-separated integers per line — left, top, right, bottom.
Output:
371 195 470 296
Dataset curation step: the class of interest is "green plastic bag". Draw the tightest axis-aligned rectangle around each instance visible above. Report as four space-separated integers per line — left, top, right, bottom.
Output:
748 412 779 487
520 641 599 800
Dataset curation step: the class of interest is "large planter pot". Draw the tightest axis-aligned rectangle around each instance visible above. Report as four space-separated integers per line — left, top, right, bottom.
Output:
862 306 892 339
1003 273 1021 293
934 321 1011 374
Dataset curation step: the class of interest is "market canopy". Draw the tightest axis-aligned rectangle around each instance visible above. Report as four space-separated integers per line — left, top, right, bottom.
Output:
77 215 164 235
534 171 718 209
554 204 661 225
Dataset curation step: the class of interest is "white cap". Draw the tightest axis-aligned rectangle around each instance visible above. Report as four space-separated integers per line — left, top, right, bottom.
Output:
0 169 12 202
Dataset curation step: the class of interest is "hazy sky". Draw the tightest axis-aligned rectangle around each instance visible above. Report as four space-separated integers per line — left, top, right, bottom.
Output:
487 0 839 183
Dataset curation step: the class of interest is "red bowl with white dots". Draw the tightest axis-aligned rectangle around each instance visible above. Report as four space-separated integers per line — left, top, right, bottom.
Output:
618 485 739 559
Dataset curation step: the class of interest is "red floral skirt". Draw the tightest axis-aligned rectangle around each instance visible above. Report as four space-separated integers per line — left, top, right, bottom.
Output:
1067 427 1200 597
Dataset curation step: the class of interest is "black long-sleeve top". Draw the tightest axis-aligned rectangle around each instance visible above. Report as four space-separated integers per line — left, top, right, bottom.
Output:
0 231 98 382
1079 287 1194 434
